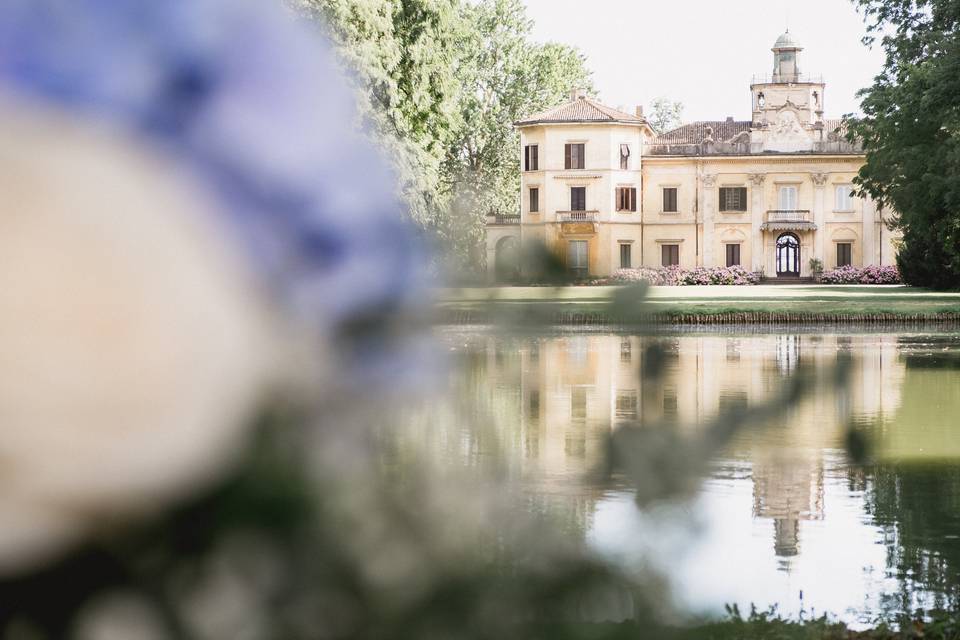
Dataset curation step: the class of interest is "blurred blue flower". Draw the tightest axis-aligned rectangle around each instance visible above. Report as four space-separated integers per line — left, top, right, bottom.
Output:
0 0 429 383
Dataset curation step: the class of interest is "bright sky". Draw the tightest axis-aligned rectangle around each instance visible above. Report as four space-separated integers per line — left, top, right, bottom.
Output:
521 0 885 123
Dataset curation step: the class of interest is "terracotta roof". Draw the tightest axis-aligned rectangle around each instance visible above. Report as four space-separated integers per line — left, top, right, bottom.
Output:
515 96 648 127
653 120 753 145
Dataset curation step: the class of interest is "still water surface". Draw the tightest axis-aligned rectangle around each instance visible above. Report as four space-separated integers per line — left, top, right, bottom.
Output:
402 328 960 625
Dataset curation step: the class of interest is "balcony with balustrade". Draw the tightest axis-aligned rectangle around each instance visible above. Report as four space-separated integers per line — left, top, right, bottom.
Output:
557 211 599 222
761 209 817 231
486 212 520 226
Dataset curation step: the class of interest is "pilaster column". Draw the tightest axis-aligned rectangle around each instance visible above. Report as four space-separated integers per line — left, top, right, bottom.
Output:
862 197 877 265
748 172 766 272
811 172 828 265
702 173 717 267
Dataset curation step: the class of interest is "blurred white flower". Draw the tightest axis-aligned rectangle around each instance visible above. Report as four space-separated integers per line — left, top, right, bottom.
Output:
0 97 278 574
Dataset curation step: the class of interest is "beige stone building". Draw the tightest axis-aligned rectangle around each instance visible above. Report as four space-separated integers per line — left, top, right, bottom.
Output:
486 31 899 281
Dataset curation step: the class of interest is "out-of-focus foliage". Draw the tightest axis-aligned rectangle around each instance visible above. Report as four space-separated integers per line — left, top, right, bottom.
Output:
298 0 593 277
0 0 431 389
846 0 960 289
648 97 684 135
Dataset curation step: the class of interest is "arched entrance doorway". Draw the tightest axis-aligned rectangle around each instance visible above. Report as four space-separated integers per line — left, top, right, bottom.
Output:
776 233 800 277
494 236 520 282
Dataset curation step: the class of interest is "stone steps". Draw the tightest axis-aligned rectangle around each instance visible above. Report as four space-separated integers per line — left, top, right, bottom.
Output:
760 277 815 285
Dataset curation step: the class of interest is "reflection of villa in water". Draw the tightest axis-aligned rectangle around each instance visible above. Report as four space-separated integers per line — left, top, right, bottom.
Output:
478 332 905 561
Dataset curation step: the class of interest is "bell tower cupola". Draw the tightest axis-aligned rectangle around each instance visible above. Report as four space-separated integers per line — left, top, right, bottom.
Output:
772 30 802 83
751 30 825 128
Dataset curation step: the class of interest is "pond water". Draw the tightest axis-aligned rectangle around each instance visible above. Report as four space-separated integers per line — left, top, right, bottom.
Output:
397 328 960 626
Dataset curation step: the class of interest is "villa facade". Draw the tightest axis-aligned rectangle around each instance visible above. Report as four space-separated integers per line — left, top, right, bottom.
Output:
486 32 899 281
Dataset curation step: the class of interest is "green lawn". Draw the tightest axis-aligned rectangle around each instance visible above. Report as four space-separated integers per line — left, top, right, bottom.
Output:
436 285 960 323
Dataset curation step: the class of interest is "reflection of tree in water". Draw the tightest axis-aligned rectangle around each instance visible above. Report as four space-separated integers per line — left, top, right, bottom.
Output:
861 340 960 617
865 464 960 616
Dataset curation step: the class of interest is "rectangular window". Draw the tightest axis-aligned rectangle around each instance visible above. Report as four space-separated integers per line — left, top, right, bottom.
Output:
619 243 632 269
837 242 852 267
524 144 538 171
620 144 630 170
662 187 678 213
663 388 678 419
725 243 741 267
568 240 588 278
835 185 854 210
615 390 638 420
529 187 539 213
661 244 680 267
719 187 747 212
778 185 798 210
616 187 637 212
570 186 586 211
564 143 585 170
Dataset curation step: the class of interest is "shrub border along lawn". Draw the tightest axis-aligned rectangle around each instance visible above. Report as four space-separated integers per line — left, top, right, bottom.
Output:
436 285 960 326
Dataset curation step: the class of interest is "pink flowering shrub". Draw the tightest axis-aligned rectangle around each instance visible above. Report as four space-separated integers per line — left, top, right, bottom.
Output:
820 265 901 284
608 265 760 286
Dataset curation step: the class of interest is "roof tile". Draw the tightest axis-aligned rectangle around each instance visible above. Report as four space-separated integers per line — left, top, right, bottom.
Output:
516 96 647 126
653 120 752 145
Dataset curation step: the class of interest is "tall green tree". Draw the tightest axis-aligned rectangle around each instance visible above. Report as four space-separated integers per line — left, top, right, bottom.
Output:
301 0 593 276
441 0 593 274
648 97 684 134
297 0 463 227
847 0 960 289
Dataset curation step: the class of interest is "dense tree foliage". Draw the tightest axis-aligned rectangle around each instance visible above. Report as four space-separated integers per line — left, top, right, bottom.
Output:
298 0 462 229
847 0 960 289
648 97 684 134
298 0 592 276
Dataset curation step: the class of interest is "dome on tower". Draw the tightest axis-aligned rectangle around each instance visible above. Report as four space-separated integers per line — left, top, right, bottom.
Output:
774 30 801 49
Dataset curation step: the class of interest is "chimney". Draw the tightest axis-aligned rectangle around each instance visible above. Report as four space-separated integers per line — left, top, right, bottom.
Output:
570 88 587 101
726 116 734 123
635 105 644 117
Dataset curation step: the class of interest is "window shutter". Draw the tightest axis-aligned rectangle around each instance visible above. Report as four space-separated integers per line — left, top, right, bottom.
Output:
564 144 571 170
524 146 529 171
663 188 677 212
531 145 538 170
620 244 631 268
630 188 637 211
571 187 586 211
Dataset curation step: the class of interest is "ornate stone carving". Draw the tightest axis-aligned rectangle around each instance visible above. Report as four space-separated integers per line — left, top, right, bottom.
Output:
811 172 829 186
560 222 597 235
765 109 814 152
748 173 766 185
702 174 717 187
